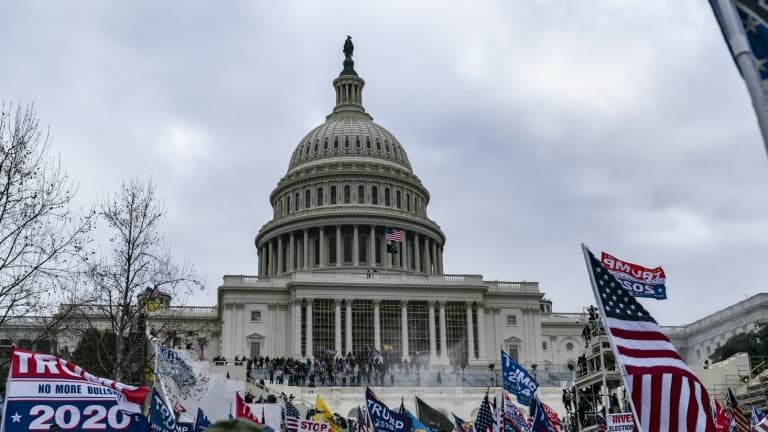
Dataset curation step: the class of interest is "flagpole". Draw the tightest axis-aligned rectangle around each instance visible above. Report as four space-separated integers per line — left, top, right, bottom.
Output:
716 0 768 158
581 244 644 432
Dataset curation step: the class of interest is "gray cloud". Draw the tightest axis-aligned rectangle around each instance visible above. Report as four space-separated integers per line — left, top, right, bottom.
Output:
1 1 766 325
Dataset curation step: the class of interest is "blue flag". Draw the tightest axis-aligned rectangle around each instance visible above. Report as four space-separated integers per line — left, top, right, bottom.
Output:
364 387 411 432
500 350 538 406
195 407 213 431
453 414 475 432
150 387 179 432
406 409 432 432
177 422 195 432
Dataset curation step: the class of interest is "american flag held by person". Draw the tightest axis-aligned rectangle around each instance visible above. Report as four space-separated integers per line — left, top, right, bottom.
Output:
582 245 716 432
284 399 301 432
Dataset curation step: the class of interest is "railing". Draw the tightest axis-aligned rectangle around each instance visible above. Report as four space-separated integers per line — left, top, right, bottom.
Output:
1 316 54 327
544 312 589 322
661 293 768 336
487 280 540 293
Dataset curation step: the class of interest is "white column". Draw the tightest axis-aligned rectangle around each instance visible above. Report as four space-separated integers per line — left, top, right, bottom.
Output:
477 303 487 360
369 225 376 267
306 299 313 358
414 234 421 272
336 225 342 266
268 240 275 276
374 299 381 352
428 300 437 361
334 299 342 355
353 225 359 266
346 300 353 355
303 230 309 269
289 232 295 272
401 300 410 361
402 231 408 270
466 302 476 361
431 241 437 275
277 236 283 274
293 301 302 357
424 237 432 274
439 301 448 360
319 228 326 267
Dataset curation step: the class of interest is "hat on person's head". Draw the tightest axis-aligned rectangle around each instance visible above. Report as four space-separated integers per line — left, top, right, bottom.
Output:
205 419 265 432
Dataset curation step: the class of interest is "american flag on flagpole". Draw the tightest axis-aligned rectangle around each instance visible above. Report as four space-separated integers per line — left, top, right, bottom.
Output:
582 245 716 432
385 227 404 242
540 401 560 432
755 416 768 432
285 399 300 432
724 388 749 432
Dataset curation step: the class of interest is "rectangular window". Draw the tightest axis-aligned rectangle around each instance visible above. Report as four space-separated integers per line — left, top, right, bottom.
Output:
507 344 519 362
542 341 548 351
250 311 262 321
506 315 517 326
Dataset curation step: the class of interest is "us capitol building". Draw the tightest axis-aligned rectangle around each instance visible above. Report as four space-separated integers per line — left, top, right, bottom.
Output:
214 39 586 371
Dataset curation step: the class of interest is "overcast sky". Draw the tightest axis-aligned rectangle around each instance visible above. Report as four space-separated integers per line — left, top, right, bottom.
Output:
2 1 766 326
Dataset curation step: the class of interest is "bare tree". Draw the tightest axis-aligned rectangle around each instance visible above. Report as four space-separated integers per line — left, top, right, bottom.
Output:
0 103 93 329
84 178 203 382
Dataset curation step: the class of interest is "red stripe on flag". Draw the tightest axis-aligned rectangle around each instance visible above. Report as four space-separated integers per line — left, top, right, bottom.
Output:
668 374 681 431
610 327 672 342
617 346 685 361
650 375 661 431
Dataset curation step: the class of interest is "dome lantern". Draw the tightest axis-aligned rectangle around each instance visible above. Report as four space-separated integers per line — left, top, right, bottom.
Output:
330 36 370 118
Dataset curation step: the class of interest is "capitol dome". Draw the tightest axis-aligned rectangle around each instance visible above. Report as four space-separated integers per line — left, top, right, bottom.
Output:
255 37 445 277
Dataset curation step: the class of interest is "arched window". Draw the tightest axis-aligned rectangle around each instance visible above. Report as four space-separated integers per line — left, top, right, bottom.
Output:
286 196 291 214
357 185 365 204
344 136 350 148
366 137 371 149
406 193 411 212
324 138 329 149
385 142 391 153
344 185 351 204
396 190 401 209
384 188 391 206
314 142 318 152
305 190 311 209
295 193 300 212
376 139 381 151
372 186 378 205
334 137 339 148
330 186 337 204
356 136 361 148
317 187 324 206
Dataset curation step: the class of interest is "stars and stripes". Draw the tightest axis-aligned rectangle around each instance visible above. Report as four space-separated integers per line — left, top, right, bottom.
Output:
583 245 716 432
529 398 556 432
285 399 301 432
354 405 369 432
596 413 607 432
755 416 768 432
475 394 495 432
724 388 749 432
385 227 404 242
754 406 766 428
540 401 560 432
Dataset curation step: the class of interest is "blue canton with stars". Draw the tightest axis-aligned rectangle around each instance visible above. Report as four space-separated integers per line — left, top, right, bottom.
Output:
588 252 656 323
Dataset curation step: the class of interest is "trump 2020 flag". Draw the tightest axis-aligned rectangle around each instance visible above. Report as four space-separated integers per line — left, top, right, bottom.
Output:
501 349 538 406
0 347 149 432
601 251 667 300
582 244 716 432
150 387 179 432
365 387 411 432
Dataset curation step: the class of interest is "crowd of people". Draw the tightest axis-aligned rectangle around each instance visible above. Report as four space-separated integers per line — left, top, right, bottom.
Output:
245 352 445 388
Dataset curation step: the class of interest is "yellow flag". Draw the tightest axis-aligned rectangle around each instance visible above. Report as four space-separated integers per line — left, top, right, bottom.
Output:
314 394 340 432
